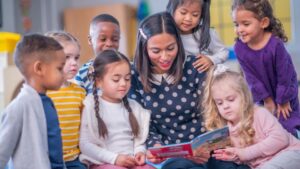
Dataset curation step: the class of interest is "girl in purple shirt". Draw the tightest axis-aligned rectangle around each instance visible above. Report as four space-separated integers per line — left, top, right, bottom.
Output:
232 0 300 135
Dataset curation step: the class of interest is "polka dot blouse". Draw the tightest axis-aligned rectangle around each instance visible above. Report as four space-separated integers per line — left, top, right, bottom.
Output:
129 55 207 147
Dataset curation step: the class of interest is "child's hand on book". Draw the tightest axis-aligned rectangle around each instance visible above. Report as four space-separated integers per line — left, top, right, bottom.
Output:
213 148 239 162
135 152 146 165
146 143 166 164
115 154 137 168
187 149 210 164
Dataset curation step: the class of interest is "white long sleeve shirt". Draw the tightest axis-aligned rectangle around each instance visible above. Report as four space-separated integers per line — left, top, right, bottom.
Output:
79 95 151 166
181 28 228 65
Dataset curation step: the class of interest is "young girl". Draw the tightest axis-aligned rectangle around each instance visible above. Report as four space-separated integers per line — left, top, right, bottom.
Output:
202 65 300 169
166 0 228 72
79 49 153 169
232 0 300 136
46 31 87 169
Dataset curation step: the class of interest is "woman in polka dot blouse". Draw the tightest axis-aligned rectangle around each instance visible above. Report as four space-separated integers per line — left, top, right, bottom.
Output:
129 12 241 169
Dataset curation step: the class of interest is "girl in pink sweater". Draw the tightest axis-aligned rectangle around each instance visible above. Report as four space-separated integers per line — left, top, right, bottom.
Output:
202 65 300 169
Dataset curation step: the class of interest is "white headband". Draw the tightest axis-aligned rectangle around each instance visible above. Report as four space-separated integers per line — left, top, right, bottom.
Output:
213 64 229 76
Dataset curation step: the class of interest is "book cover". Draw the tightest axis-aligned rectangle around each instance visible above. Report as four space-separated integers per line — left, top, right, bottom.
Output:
148 126 230 159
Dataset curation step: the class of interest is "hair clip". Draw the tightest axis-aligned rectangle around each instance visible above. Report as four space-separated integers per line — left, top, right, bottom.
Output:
139 28 147 39
88 65 95 75
213 64 229 76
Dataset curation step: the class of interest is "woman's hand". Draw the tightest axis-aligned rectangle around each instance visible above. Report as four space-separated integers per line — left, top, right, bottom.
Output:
115 154 137 168
135 152 146 166
187 147 210 164
146 143 166 164
193 54 213 72
277 102 292 120
212 148 239 162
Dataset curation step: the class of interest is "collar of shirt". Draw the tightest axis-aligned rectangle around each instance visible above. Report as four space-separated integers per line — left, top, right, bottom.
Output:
150 73 175 85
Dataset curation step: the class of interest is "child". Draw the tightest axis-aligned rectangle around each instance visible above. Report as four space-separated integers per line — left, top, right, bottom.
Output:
75 14 120 94
46 31 86 169
166 0 228 72
79 49 153 169
202 65 300 169
232 0 300 136
0 34 66 169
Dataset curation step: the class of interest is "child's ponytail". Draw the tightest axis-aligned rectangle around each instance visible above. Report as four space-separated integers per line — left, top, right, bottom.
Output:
123 97 140 137
88 66 108 138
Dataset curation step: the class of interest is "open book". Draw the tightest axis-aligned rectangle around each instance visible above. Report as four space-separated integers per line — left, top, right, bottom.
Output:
148 126 230 159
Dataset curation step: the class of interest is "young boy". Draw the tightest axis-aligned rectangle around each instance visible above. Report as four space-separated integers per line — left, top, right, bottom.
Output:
75 14 120 94
0 34 66 169
46 31 86 169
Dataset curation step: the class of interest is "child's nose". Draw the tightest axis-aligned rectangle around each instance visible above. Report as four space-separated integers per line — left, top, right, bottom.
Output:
184 14 192 21
104 40 113 48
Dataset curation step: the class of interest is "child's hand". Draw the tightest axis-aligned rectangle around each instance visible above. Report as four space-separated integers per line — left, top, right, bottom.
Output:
263 97 276 114
213 148 239 162
115 154 136 168
146 144 165 164
277 102 292 120
187 148 210 164
135 152 146 166
193 54 213 72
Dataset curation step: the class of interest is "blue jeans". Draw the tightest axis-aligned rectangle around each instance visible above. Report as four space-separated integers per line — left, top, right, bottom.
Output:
65 158 87 169
161 157 250 169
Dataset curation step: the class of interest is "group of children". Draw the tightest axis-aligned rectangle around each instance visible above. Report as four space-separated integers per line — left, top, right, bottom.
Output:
0 0 300 169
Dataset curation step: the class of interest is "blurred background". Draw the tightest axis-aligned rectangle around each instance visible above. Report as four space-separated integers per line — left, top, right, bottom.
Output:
0 0 299 111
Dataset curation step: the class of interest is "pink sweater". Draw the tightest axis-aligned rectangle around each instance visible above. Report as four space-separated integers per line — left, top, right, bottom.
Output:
228 106 300 168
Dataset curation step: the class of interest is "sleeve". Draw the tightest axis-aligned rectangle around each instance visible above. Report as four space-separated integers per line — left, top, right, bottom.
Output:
79 97 118 165
147 122 163 147
235 44 269 102
128 68 144 106
237 107 289 161
133 102 151 154
274 42 298 104
206 29 229 65
0 102 23 168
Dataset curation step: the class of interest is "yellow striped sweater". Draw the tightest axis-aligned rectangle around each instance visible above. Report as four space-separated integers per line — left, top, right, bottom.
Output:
47 82 86 161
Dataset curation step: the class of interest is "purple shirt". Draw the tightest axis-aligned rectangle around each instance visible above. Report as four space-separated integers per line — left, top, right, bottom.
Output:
234 35 300 134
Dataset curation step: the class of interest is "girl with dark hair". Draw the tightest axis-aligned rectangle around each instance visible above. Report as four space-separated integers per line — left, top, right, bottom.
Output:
166 0 228 72
129 12 241 169
232 0 300 136
79 49 154 169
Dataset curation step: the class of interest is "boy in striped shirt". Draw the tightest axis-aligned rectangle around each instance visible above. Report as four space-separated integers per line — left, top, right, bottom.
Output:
74 14 120 94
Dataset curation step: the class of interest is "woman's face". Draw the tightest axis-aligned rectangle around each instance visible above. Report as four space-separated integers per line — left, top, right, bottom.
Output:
146 33 178 74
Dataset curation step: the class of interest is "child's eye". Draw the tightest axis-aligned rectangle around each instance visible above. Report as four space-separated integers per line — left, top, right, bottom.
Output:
167 46 174 51
75 56 80 61
125 75 131 81
180 11 187 15
192 13 200 17
66 55 70 59
99 38 106 42
113 37 120 42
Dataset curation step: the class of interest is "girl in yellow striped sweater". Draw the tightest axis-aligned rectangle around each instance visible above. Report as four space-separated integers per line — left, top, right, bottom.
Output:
46 31 87 169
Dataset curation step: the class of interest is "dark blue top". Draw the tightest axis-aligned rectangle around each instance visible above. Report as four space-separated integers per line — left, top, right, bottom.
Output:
39 94 64 169
129 55 206 147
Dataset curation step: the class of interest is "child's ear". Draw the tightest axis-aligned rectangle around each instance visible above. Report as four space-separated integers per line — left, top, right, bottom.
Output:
88 35 93 46
95 77 103 89
33 61 44 75
261 17 270 29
